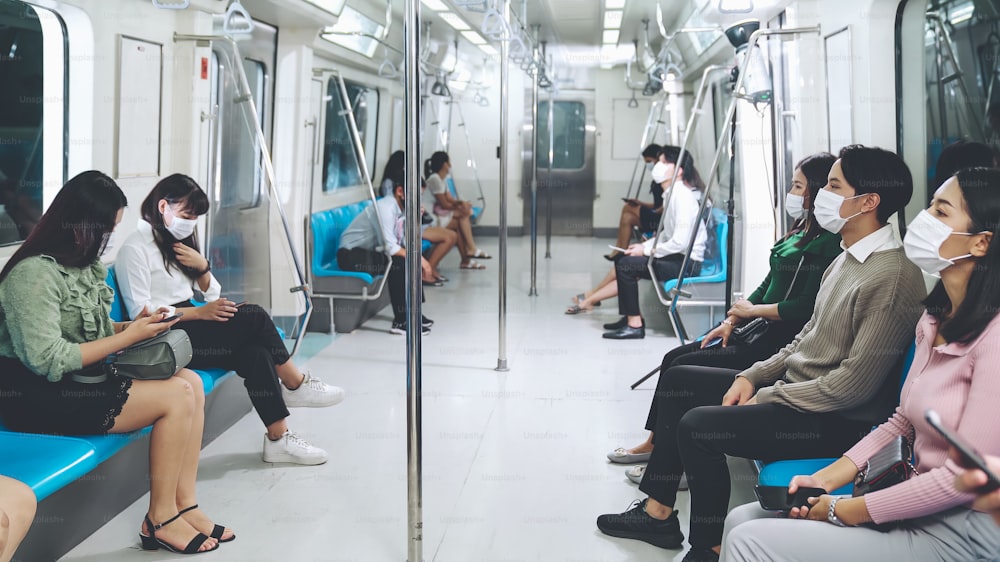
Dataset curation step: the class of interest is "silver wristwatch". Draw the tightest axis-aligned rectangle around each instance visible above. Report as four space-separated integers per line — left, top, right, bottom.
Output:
827 497 848 527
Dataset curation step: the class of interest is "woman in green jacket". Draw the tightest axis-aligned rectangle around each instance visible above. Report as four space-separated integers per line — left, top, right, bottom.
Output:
0 171 227 554
609 153 844 465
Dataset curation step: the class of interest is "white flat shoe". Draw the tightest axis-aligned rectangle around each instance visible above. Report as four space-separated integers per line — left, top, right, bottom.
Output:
607 447 651 464
626 465 645 484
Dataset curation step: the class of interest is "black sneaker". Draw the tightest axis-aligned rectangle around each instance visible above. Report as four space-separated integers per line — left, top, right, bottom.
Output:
421 315 434 328
596 499 684 550
603 317 645 331
682 548 720 562
390 321 430 336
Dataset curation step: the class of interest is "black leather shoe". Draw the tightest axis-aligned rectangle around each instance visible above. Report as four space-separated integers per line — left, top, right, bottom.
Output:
603 324 645 339
682 547 720 562
596 499 684 549
603 317 626 330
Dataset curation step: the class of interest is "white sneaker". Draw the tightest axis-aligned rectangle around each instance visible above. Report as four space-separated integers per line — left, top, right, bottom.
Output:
262 430 328 465
281 371 345 408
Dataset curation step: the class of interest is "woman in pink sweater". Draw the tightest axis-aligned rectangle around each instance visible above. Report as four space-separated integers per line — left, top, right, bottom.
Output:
721 167 1000 562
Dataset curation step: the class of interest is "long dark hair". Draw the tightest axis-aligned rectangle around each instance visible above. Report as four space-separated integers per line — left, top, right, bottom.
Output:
140 174 210 280
0 171 127 282
924 167 1000 344
660 145 706 191
792 152 836 248
423 151 449 179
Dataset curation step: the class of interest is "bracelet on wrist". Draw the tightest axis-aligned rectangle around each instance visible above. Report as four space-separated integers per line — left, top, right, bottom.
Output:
197 261 211 275
721 319 736 327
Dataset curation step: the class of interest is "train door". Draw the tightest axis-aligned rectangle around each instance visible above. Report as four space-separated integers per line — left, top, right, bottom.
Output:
205 21 277 308
523 93 596 236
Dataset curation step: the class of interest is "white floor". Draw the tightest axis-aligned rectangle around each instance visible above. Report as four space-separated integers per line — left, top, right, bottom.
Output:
63 236 755 562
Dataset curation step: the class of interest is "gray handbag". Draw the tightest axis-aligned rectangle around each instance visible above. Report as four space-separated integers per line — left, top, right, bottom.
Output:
72 329 193 383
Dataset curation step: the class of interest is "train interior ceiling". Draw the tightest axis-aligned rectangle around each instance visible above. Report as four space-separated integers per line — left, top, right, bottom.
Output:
1 0 999 559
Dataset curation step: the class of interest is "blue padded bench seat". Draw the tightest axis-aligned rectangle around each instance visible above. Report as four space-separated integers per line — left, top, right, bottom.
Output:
311 200 431 285
663 208 728 293
0 432 98 502
446 178 482 223
754 340 918 495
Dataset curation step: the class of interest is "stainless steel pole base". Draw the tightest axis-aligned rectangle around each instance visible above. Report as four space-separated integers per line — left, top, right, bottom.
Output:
495 359 510 372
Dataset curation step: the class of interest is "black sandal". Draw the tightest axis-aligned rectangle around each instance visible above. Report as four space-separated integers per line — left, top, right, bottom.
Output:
140 513 218 554
180 504 235 543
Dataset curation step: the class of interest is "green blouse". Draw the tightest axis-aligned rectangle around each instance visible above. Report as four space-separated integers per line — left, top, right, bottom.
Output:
0 256 114 382
746 229 843 325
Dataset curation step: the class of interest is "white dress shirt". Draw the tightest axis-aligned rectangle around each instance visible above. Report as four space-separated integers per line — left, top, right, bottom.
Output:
115 220 222 320
840 223 900 263
642 182 707 261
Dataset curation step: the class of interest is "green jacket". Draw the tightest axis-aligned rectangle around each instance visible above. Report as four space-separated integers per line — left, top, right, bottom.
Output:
0 256 114 382
746 229 843 325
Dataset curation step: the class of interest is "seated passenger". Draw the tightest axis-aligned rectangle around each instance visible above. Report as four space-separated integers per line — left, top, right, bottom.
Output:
605 143 664 261
391 155 457 285
608 152 842 466
595 145 926 562
115 174 343 466
603 146 707 339
0 476 35 562
954 453 1000 527
567 145 705 316
0 171 225 553
722 167 1000 562
338 175 434 335
423 151 491 269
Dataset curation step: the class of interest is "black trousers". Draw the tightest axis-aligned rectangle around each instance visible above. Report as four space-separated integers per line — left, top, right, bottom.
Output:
638 365 873 549
337 247 422 323
175 303 291 427
615 254 700 317
645 320 803 431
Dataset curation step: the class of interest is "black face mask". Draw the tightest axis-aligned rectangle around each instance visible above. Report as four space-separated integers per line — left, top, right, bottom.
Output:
421 210 433 225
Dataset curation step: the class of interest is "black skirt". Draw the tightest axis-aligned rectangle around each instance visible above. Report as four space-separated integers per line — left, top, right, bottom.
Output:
0 356 132 435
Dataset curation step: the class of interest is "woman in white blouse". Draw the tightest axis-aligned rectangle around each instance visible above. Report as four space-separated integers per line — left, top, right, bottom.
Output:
423 151 491 269
115 174 344 466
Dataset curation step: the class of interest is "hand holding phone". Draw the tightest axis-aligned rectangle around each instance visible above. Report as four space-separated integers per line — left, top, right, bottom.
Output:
925 409 1000 492
702 337 723 348
622 197 640 207
233 301 247 308
608 244 628 253
158 312 183 323
754 485 827 512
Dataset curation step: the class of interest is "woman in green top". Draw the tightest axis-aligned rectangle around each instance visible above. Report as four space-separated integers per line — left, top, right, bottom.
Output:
0 172 225 554
609 153 843 465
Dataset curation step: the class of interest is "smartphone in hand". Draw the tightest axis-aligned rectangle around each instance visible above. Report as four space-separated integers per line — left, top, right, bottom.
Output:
158 312 183 323
754 485 827 512
233 301 248 308
925 409 1000 492
608 244 628 253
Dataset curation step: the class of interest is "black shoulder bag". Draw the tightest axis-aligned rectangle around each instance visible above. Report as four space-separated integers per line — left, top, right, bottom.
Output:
730 254 805 345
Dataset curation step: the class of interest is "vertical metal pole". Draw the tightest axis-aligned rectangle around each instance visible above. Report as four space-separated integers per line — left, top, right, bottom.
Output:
496 0 510 371
544 87 554 258
529 52 539 296
404 0 423 559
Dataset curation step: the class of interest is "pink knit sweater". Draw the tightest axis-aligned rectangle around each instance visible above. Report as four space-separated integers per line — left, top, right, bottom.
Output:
843 311 1000 524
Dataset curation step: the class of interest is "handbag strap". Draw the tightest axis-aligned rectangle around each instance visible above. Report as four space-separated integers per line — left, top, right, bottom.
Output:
781 254 806 302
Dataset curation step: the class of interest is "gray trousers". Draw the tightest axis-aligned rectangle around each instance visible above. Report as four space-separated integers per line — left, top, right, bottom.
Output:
721 502 1000 562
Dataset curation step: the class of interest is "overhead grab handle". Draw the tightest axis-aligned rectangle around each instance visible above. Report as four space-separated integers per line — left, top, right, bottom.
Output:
481 7 512 41
223 1 254 35
378 58 398 79
152 0 190 9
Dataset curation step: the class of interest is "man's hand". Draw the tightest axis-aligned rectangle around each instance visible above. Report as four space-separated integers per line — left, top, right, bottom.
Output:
722 377 755 406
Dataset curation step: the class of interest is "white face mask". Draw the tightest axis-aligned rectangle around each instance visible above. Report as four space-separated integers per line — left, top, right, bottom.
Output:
651 161 672 184
645 162 655 172
903 209 979 276
164 206 198 240
785 193 805 220
813 189 866 234
101 230 117 257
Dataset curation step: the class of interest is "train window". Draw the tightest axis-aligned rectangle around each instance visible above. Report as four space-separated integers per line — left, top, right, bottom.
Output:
0 1 64 245
536 101 586 170
322 79 378 191
217 55 266 209
922 0 998 187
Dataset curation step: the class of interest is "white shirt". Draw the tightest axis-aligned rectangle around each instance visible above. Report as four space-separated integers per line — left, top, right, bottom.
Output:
376 196 406 256
115 220 222 320
643 182 707 261
424 174 453 224
840 223 900 263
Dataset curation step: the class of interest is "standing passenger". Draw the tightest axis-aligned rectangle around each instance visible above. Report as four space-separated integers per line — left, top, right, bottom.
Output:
114 175 344 466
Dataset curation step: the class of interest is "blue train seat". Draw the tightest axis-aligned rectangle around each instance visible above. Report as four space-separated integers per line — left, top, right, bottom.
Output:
446 177 482 223
663 207 728 293
755 339 918 495
0 432 98 502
